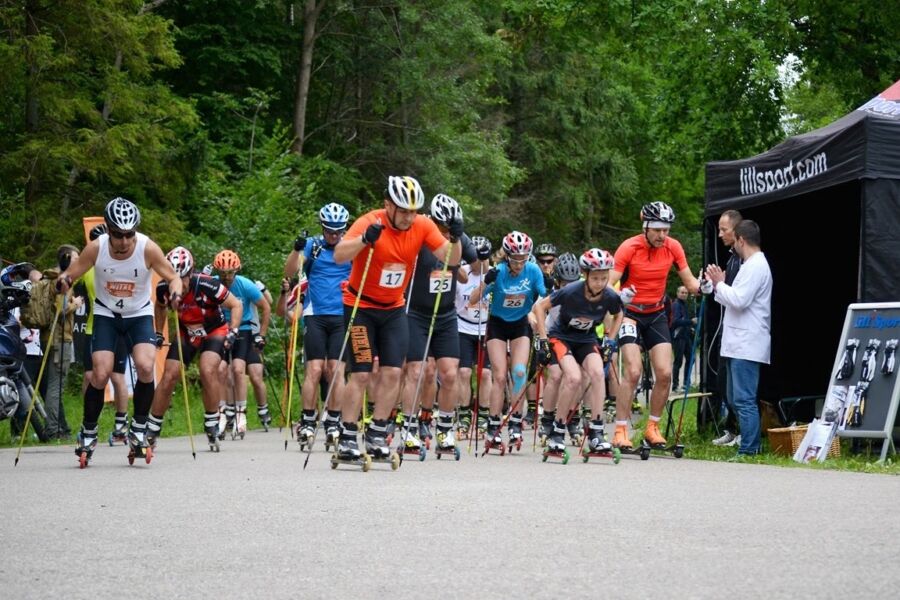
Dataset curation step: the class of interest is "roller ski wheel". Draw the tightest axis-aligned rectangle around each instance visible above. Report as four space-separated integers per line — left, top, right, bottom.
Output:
401 445 427 461
482 437 506 456
205 427 220 453
582 446 621 464
673 445 685 459
508 436 523 452
208 439 220 453
569 433 584 448
541 448 570 464
108 430 128 447
128 445 154 466
538 434 549 448
435 446 461 461
79 451 90 469
368 450 401 470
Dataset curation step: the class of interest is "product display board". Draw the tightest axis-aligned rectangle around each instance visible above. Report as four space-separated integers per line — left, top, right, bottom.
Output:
826 302 900 462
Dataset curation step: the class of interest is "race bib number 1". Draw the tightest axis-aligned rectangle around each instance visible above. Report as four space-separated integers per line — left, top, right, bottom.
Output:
502 293 526 309
379 263 406 289
429 270 452 293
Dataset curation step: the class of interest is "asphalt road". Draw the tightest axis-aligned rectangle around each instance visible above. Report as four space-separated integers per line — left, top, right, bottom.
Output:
3 429 898 600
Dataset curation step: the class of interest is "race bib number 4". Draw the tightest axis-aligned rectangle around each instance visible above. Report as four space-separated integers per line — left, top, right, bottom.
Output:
429 270 452 293
502 293 526 309
379 263 406 289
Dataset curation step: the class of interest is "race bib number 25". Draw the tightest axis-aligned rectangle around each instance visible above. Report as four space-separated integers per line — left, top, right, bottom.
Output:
429 270 452 293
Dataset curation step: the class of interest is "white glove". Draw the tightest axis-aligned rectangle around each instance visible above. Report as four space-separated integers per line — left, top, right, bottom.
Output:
619 286 636 305
700 279 714 295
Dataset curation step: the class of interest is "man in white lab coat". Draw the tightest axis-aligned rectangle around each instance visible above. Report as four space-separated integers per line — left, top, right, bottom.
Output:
704 220 772 456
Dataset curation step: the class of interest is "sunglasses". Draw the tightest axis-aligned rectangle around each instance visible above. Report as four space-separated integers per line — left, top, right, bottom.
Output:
507 255 528 264
323 227 345 235
537 258 555 265
109 229 136 239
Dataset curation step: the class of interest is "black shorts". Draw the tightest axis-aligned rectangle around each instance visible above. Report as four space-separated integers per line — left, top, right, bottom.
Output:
303 315 346 362
406 311 459 362
486 315 530 343
343 305 407 372
230 330 261 365
459 332 491 370
165 331 227 364
92 314 156 354
549 337 601 365
617 309 671 350
82 334 128 374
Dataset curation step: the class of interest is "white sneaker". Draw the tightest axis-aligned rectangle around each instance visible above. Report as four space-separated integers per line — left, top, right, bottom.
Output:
729 434 741 448
712 430 737 446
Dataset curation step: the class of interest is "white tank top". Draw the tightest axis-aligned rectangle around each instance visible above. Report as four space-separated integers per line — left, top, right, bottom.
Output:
93 233 154 318
455 266 489 336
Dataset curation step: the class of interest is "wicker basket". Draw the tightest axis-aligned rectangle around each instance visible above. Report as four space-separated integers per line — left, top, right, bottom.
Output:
767 424 841 458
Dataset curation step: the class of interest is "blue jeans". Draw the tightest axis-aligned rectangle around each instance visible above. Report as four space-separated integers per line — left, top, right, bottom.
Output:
726 358 761 454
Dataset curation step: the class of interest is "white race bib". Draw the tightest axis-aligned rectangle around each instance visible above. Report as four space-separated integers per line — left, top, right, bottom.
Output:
502 293 526 309
379 263 406 289
185 323 207 338
429 270 452 293
618 322 637 340
567 317 594 331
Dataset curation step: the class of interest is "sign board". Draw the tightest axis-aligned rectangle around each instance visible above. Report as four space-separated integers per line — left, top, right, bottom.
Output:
828 302 900 461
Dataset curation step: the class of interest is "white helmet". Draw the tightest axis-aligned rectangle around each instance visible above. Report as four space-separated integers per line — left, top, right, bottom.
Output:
319 203 350 230
386 176 425 210
166 246 194 277
502 231 533 256
104 197 141 231
0 375 19 420
430 194 463 226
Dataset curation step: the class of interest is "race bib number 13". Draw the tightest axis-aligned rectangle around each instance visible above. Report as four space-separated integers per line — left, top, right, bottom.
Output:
379 263 406 289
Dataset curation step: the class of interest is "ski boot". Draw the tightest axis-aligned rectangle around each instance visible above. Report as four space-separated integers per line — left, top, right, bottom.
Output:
612 424 650 460
583 422 620 464
127 426 152 466
218 406 235 441
523 400 537 429
457 411 472 440
643 420 667 449
507 413 524 452
399 419 426 461
258 405 272 432
482 416 505 456
234 407 247 440
435 428 461 461
476 408 489 438
205 422 220 452
108 416 129 446
538 411 555 447
75 428 99 469
365 420 400 469
567 416 584 447
603 396 617 423
542 422 569 464
418 409 433 450
332 432 372 472
297 411 317 451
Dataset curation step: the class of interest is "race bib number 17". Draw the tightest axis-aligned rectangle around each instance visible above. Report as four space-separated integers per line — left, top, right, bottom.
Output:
379 263 406 289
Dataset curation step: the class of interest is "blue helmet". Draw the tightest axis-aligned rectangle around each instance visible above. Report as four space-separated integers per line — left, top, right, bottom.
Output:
319 203 350 230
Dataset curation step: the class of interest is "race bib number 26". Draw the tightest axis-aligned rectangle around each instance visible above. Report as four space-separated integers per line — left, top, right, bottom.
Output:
502 293 526 309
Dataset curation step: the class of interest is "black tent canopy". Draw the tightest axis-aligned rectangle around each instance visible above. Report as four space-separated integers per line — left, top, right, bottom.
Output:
702 80 900 418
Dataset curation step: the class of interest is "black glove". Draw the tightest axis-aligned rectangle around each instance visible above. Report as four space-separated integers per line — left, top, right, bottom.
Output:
169 292 182 311
253 334 266 350
223 328 237 351
448 217 464 243
154 332 165 348
476 243 491 261
293 230 309 252
55 274 72 293
536 338 551 366
363 223 383 246
483 268 498 285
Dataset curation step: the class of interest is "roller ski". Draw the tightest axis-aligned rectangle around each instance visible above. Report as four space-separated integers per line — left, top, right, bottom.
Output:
296 411 317 451
75 428 99 469
205 422 220 452
331 433 372 472
366 420 401 469
567 417 584 447
541 422 570 464
434 429 461 460
537 412 554 448
217 407 234 441
258 406 272 432
582 422 620 464
612 424 650 460
126 427 153 466
643 420 684 458
108 418 129 446
507 413 524 452
481 417 506 456
523 400 537 429
233 407 247 440
456 412 472 440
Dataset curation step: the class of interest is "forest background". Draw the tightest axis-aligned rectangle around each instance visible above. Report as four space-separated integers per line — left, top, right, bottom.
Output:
1 0 897 285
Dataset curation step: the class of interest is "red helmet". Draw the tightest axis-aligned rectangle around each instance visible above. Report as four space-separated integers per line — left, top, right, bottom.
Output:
166 246 194 277
579 248 614 271
502 231 533 256
213 249 241 271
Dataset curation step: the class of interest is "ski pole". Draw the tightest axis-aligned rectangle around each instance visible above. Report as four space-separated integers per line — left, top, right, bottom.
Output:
304 245 375 470
532 368 543 452
57 292 66 439
173 310 197 459
670 296 706 445
14 302 63 466
396 245 452 465
469 261 489 455
283 288 303 450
